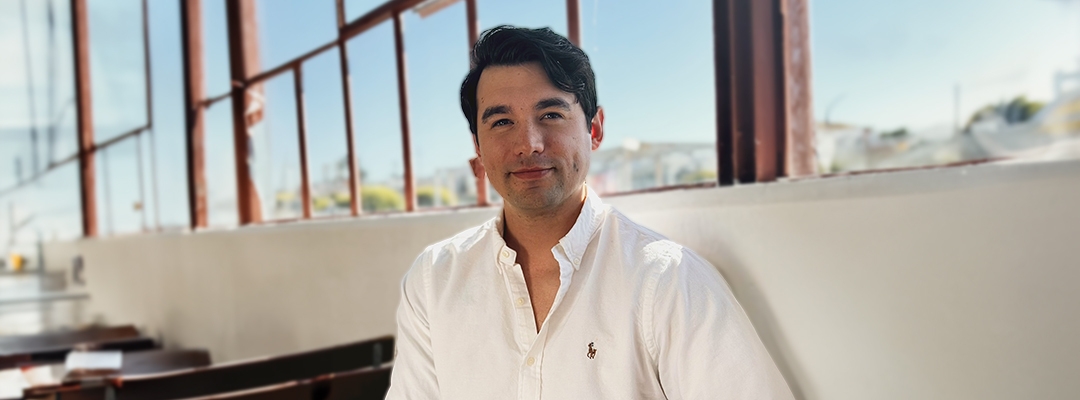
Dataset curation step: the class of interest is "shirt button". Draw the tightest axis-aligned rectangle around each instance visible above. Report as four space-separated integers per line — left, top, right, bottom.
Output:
516 297 526 306
501 249 510 258
526 357 535 366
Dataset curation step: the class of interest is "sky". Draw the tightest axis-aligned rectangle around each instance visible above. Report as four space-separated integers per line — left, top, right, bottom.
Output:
1 0 1079 240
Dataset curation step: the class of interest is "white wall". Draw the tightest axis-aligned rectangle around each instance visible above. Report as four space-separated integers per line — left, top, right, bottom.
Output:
46 159 1080 400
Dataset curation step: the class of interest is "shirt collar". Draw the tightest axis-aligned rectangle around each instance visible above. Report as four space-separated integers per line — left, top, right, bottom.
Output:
558 186 606 271
490 186 606 272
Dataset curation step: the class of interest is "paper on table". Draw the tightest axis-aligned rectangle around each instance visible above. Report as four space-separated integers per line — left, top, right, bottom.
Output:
0 368 30 398
21 365 62 386
65 351 123 371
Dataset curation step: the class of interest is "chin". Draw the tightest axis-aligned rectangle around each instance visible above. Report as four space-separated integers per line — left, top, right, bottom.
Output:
504 188 565 212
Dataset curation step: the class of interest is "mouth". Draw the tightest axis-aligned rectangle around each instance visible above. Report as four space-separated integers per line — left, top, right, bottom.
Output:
510 167 554 181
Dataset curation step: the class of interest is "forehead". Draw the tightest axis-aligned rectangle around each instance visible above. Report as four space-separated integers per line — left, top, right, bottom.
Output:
476 62 576 109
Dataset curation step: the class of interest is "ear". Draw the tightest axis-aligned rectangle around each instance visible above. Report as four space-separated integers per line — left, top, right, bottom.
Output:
470 135 485 179
590 107 605 151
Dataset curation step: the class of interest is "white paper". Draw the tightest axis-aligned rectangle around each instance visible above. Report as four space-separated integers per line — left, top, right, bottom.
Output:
0 368 30 398
21 365 61 386
65 351 123 371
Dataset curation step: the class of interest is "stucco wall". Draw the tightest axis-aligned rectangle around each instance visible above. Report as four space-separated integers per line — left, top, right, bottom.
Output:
46 159 1080 400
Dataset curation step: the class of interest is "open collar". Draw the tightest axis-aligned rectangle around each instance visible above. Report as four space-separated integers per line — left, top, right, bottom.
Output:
489 186 606 272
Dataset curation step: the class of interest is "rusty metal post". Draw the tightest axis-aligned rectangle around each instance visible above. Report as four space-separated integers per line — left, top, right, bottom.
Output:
336 0 362 216
748 0 784 182
71 0 96 237
714 0 788 184
566 0 581 46
180 0 209 229
393 11 416 212
465 0 488 206
225 0 264 224
781 0 816 177
731 0 756 183
466 0 479 50
712 0 735 186
293 66 313 219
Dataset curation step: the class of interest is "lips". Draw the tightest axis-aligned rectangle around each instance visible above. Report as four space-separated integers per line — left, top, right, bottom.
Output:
510 167 554 181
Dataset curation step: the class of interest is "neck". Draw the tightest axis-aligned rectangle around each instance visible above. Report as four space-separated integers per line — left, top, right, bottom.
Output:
502 186 587 253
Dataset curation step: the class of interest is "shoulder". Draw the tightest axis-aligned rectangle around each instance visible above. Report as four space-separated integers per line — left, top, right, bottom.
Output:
416 219 493 266
604 209 710 275
403 219 495 287
603 209 732 302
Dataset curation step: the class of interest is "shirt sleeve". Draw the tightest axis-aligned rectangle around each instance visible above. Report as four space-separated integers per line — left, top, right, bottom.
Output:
649 249 795 400
385 250 439 399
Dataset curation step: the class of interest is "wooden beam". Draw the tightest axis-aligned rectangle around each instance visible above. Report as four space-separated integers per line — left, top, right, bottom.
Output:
180 0 208 229
294 66 313 219
224 0 263 224
748 0 784 182
713 0 736 185
781 0 816 177
566 0 581 46
714 0 798 184
393 12 416 212
71 0 96 237
336 0 362 216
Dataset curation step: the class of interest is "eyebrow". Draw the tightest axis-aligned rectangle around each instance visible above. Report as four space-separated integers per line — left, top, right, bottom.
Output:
481 105 510 124
536 97 572 111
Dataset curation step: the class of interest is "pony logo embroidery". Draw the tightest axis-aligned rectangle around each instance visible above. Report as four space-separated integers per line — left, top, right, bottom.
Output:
587 342 597 359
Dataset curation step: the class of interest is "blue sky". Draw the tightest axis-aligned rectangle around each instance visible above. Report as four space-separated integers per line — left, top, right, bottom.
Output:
1 0 1079 237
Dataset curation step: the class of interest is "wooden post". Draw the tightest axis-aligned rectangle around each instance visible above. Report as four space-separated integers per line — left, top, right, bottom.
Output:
71 0 96 237
224 0 264 224
180 0 209 228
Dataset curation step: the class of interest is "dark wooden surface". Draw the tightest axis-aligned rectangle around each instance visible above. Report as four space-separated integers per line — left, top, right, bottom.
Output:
26 336 393 400
0 325 139 355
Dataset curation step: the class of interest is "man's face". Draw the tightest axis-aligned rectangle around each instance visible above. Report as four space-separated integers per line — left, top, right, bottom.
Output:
474 62 603 214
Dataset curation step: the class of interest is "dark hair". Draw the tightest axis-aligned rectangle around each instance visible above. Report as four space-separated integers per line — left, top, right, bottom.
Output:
460 25 598 137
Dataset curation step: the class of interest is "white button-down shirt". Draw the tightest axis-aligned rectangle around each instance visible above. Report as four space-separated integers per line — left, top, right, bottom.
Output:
386 189 794 399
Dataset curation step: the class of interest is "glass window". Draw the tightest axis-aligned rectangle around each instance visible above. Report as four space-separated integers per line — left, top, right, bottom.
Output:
88 0 149 144
300 51 353 218
204 98 238 228
203 0 233 99
403 3 477 209
478 0 568 35
145 0 188 231
344 0 387 23
1 0 79 188
0 163 81 270
95 139 148 236
581 0 717 193
812 0 1080 173
257 1 338 68
249 74 302 221
349 21 408 213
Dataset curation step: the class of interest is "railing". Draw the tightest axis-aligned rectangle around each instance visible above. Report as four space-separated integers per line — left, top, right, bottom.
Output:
182 0 561 228
4 0 816 237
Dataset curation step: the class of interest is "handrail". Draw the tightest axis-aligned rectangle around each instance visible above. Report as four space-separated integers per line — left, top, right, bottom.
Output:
243 0 427 87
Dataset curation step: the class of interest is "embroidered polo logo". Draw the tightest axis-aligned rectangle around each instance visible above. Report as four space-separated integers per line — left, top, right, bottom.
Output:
587 342 597 359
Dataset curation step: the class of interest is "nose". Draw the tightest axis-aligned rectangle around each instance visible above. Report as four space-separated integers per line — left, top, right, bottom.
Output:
514 120 545 156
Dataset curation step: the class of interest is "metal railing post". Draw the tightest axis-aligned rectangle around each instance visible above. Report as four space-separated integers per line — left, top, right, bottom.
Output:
71 0 97 237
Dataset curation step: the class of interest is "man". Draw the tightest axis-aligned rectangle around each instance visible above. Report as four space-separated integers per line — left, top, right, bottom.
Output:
387 26 794 399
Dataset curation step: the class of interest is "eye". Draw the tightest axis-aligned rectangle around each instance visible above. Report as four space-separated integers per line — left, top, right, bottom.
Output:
492 119 512 127
541 112 564 120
